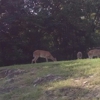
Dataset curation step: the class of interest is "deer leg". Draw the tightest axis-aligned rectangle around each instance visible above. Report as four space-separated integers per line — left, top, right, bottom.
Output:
46 58 48 62
32 58 35 63
89 56 92 59
32 57 38 63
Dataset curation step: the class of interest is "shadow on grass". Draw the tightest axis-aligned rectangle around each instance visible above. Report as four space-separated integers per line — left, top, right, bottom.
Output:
44 86 100 100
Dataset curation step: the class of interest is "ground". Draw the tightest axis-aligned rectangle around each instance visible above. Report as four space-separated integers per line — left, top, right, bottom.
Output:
0 59 100 100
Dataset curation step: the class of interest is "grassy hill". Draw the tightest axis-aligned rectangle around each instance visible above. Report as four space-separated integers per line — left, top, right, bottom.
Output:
0 59 100 100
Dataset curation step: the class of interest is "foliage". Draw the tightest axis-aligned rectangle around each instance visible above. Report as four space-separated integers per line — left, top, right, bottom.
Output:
0 0 100 66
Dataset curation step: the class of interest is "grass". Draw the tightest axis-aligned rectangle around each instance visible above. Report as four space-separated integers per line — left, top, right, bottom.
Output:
0 58 100 100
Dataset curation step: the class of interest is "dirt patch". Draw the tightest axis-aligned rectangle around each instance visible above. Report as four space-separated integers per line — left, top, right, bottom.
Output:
0 86 18 94
33 74 65 86
0 68 27 94
44 86 100 100
0 68 26 79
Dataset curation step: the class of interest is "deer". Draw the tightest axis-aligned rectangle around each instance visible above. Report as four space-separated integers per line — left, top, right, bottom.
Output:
77 51 82 59
88 49 100 58
32 50 57 63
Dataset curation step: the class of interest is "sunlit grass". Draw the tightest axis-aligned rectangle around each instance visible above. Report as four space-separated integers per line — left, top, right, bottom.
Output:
42 79 75 91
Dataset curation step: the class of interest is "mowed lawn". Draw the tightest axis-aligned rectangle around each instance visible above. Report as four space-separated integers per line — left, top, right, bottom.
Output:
0 58 100 100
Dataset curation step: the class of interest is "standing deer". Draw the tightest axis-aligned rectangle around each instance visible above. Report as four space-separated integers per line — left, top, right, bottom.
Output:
77 51 82 59
88 49 100 58
32 50 57 63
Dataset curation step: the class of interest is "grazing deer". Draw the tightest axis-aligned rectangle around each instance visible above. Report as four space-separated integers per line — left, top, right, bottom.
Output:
88 49 100 58
77 51 82 59
32 50 57 63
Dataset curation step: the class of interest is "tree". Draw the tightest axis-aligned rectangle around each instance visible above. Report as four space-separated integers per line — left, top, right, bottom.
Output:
0 0 100 66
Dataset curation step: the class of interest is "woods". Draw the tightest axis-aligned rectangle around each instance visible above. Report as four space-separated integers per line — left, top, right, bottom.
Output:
0 0 100 66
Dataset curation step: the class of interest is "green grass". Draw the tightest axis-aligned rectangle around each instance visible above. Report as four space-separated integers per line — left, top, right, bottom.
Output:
0 58 100 100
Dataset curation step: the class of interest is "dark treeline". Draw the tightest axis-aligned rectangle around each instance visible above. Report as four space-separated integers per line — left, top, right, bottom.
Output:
0 0 100 66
